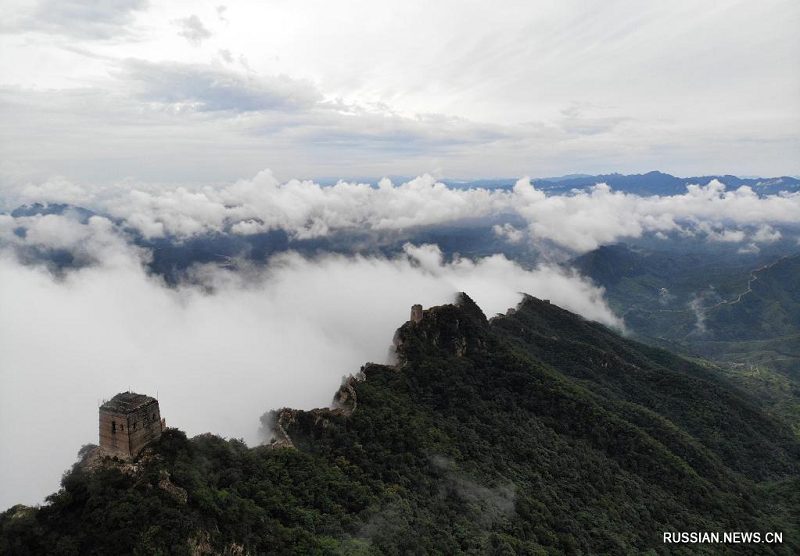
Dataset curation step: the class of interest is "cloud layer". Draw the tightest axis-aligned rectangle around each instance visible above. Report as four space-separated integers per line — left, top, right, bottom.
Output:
6 172 799 252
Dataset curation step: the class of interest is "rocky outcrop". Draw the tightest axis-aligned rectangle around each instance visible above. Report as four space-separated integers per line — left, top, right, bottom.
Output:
81 445 186 503
265 408 297 450
82 445 149 475
393 293 489 363
158 469 188 504
187 530 247 556
266 371 365 450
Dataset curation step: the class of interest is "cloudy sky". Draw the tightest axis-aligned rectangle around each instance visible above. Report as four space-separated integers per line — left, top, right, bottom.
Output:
1 0 798 184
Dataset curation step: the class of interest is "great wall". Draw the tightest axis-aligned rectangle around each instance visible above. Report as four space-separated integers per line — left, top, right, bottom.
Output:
268 303 426 450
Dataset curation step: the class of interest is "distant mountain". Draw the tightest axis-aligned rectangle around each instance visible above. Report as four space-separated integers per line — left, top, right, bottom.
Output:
570 243 756 313
533 171 800 196
3 295 798 554
315 172 800 196
9 202 95 222
572 245 800 432
442 171 800 196
572 244 800 343
5 202 539 284
702 254 800 341
535 173 594 182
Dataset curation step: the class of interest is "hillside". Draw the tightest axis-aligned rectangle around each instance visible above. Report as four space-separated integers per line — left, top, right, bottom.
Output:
2 295 798 555
572 246 800 434
570 244 754 315
702 255 800 342
571 245 800 343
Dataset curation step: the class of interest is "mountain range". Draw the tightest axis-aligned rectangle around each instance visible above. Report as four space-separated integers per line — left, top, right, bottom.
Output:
444 171 800 196
571 244 800 436
308 171 800 196
3 294 797 554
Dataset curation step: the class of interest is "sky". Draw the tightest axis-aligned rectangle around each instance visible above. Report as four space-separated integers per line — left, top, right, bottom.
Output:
1 0 799 184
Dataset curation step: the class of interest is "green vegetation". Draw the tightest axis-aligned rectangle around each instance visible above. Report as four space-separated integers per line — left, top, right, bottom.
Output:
573 245 800 433
2 294 798 555
572 245 800 342
570 244 755 316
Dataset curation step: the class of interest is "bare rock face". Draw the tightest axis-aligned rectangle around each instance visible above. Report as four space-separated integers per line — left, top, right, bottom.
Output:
263 408 297 450
158 469 188 504
264 371 367 450
187 531 247 556
410 304 424 323
82 445 146 475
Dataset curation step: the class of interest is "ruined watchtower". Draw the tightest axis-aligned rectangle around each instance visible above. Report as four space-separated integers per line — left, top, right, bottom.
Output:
99 392 164 459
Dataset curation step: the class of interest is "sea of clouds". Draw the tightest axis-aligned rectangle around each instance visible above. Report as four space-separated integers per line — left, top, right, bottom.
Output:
1 171 799 509
5 171 799 250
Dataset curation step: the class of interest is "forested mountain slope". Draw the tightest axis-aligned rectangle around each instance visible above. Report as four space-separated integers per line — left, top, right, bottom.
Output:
2 295 798 555
571 245 800 343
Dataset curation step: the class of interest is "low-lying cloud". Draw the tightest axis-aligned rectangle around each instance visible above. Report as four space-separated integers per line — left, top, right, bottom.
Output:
0 218 618 509
5 172 799 252
511 178 800 251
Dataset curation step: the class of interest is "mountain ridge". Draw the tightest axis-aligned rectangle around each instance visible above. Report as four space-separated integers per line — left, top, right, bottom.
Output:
445 171 800 196
2 294 798 555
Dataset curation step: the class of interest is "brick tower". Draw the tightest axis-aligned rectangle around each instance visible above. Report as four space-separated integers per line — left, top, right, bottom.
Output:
99 392 164 459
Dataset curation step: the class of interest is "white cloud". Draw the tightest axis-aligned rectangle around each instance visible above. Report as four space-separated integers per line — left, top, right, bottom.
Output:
0 212 145 268
694 221 747 243
738 242 760 255
20 176 92 205
752 224 781 243
710 230 746 243
215 5 228 23
0 74 510 182
1 2 797 178
173 14 212 46
492 223 525 243
1 0 148 39
218 48 234 64
121 59 321 112
511 178 800 251
101 171 507 239
5 172 799 252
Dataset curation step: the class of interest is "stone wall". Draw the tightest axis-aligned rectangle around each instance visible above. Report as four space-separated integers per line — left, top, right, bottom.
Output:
127 400 163 457
99 410 132 457
99 400 162 458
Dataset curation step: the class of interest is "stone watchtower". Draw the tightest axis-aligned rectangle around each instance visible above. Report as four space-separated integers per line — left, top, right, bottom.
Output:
99 392 165 459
